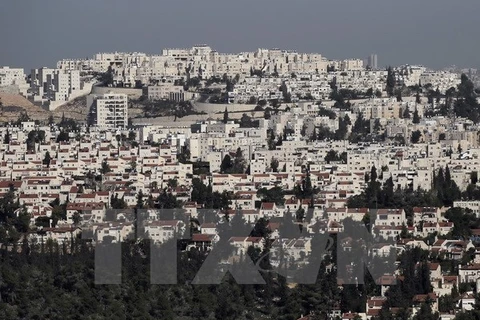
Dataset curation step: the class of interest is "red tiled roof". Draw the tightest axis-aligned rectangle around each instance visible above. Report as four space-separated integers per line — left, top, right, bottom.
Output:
261 202 275 210
428 263 440 271
192 234 214 242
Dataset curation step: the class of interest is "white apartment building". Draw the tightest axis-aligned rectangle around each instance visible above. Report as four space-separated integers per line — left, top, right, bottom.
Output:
341 59 364 71
47 69 81 101
89 92 128 129
31 68 81 99
30 68 83 110
374 208 407 227
453 201 480 217
57 59 88 71
459 264 480 283
143 220 185 244
0 67 25 87
91 52 150 72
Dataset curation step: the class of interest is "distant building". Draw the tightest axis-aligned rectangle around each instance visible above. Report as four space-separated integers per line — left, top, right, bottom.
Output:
88 92 128 129
368 54 378 69
0 67 25 87
453 201 480 217
0 66 28 95
30 68 83 110
341 59 364 71
146 84 186 102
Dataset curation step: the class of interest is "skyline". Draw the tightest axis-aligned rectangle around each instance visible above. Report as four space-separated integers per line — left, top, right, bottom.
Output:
2 0 480 71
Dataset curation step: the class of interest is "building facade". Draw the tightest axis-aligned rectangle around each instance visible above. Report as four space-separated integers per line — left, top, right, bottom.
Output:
0 67 25 87
89 92 128 129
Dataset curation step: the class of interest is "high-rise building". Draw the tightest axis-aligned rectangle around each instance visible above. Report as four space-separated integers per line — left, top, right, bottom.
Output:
89 92 128 129
367 54 378 70
30 68 81 105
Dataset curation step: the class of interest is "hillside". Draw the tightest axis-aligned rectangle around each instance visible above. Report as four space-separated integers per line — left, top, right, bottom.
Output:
0 92 205 124
52 95 89 122
0 93 49 122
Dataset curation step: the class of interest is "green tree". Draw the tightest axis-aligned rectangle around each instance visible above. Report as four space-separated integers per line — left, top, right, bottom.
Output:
136 190 144 209
43 151 52 168
177 145 190 164
279 209 300 238
270 99 281 113
335 116 349 140
72 211 81 226
3 129 10 144
111 194 127 209
416 90 422 104
325 150 342 164
239 113 255 128
295 206 306 222
128 131 136 141
349 113 370 143
318 107 336 119
48 114 55 125
100 159 111 174
264 108 271 120
454 74 480 123
26 130 45 151
167 179 178 190
413 107 420 124
386 66 396 97
471 171 478 185
402 106 411 119
315 125 334 141
190 177 211 205
15 112 30 125
396 88 403 102
267 129 276 150
223 107 229 124
411 130 422 144
370 165 378 182
248 96 257 104
444 207 477 238
412 302 438 320
257 187 285 205
15 206 31 233
434 166 461 207
220 154 233 174
271 158 279 172
101 65 114 86
56 130 69 142
129 159 137 172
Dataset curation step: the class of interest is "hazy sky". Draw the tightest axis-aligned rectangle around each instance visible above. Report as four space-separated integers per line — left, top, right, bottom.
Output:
1 0 479 70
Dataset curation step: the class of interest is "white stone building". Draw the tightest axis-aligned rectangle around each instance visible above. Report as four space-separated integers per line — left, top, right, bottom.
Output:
0 67 25 87
89 92 128 129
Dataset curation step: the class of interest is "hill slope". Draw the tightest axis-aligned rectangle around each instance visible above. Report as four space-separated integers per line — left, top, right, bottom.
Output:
0 93 49 122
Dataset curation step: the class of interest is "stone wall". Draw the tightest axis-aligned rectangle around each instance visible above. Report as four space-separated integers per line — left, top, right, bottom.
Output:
91 86 143 98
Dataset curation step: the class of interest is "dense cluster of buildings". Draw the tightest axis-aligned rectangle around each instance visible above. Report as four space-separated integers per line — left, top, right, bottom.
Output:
51 46 458 103
53 46 460 104
0 66 94 110
0 46 461 111
0 45 478 319
0 88 479 316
